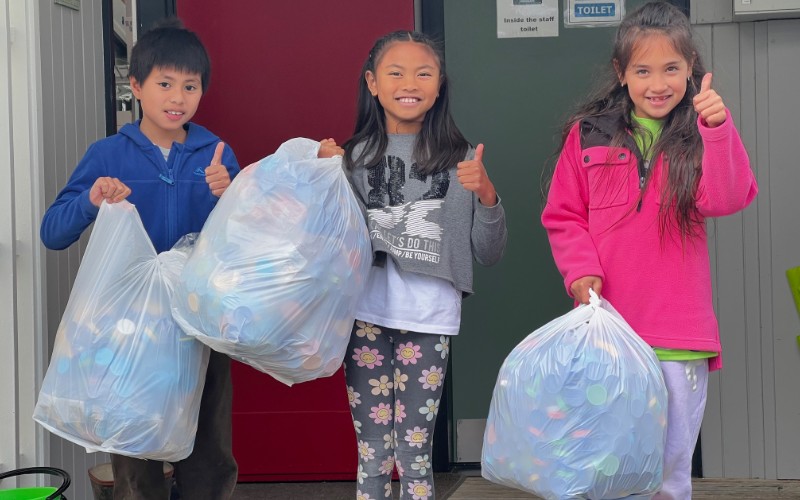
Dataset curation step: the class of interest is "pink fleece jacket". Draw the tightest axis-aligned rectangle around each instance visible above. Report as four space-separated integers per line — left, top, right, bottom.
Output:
542 110 757 371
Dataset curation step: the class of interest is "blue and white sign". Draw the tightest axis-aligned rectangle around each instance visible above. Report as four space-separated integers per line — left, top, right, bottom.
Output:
565 0 624 27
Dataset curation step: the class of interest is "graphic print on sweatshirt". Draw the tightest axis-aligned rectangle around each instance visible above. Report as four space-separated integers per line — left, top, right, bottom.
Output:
366 155 449 264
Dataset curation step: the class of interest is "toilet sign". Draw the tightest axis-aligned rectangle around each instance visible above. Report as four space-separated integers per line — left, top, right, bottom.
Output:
565 0 624 27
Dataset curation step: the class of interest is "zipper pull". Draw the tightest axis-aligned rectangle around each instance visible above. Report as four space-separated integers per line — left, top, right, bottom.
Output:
159 173 175 185
636 175 646 211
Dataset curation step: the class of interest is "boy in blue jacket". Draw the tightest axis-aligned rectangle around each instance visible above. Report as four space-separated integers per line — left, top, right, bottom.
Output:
41 19 240 499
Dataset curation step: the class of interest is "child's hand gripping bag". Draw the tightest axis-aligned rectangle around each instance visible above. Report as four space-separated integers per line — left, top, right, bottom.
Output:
481 290 668 500
171 137 372 386
33 201 209 461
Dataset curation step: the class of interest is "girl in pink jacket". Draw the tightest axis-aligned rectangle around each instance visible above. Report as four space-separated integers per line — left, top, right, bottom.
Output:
542 2 757 498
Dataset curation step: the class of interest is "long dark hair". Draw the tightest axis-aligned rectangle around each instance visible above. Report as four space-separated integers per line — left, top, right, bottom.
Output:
552 1 706 239
343 31 469 175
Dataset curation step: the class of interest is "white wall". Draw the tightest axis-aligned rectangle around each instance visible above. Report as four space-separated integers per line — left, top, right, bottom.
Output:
0 0 109 496
0 0 47 485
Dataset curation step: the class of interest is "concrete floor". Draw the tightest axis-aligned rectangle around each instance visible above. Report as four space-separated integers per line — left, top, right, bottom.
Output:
231 472 465 499
229 473 800 499
450 477 800 499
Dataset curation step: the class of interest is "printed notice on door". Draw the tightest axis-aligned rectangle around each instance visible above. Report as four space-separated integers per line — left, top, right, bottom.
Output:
497 0 559 38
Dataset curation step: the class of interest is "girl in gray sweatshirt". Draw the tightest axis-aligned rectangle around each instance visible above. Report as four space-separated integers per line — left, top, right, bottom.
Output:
340 30 507 500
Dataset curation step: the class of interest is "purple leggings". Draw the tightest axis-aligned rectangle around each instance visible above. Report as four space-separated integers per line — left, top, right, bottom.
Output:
652 359 709 500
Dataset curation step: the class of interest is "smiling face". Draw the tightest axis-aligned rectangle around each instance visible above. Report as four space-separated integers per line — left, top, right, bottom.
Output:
131 66 203 147
618 33 692 120
365 41 441 134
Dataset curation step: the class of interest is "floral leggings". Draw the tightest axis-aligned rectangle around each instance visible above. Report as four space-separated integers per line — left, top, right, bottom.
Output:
344 321 451 500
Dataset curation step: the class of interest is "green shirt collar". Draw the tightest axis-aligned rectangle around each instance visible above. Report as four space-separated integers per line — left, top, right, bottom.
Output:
631 112 664 160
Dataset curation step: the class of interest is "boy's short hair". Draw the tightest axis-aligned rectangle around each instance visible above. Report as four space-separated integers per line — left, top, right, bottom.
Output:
129 18 211 91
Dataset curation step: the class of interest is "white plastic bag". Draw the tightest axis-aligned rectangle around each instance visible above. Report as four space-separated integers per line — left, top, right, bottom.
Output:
482 291 667 499
33 201 209 461
171 138 372 385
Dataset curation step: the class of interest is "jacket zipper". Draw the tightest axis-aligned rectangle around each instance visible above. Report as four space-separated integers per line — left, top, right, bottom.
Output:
630 137 647 213
159 153 176 247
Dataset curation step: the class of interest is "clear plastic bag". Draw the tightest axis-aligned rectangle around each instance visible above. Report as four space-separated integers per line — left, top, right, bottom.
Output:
33 201 209 461
482 291 667 499
171 138 372 386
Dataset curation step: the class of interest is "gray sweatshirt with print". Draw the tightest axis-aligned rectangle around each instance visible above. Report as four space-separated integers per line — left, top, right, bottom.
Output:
347 134 507 295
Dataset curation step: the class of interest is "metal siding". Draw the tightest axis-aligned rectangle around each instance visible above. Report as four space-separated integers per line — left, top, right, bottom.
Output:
37 0 109 496
751 21 779 480
713 24 753 479
700 18 800 481
692 25 727 479
738 21 769 481
765 20 800 480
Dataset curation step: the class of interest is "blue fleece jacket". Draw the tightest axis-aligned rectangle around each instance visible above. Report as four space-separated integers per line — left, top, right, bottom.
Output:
41 121 240 253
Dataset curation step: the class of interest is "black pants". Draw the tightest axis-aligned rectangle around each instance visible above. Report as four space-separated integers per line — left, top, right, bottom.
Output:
111 351 237 499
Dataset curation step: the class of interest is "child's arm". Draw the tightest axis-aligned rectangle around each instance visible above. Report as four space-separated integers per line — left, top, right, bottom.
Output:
459 144 507 266
470 196 507 267
40 145 128 250
541 125 606 298
692 74 758 217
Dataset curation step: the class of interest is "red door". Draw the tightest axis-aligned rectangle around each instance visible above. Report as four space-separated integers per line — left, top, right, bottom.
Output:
179 1 414 481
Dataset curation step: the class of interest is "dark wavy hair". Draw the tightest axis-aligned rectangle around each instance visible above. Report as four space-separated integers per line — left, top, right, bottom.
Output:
552 1 706 239
343 31 469 175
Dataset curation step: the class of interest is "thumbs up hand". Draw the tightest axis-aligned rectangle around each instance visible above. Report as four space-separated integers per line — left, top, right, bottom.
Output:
692 73 727 128
457 143 497 206
205 142 232 197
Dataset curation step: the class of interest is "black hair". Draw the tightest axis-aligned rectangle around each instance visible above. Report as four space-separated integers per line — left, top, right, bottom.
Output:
550 1 706 239
129 18 211 91
343 30 469 175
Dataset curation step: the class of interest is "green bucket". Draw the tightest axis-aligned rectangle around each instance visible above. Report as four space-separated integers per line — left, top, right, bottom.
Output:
786 266 800 311
0 487 59 500
0 468 70 500
786 266 800 348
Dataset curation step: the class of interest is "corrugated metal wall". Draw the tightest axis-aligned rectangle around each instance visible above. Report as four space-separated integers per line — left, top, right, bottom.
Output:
695 16 800 480
38 0 110 497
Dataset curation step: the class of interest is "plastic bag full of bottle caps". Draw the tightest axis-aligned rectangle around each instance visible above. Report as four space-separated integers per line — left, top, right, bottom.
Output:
33 202 209 461
172 138 372 386
482 291 668 499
